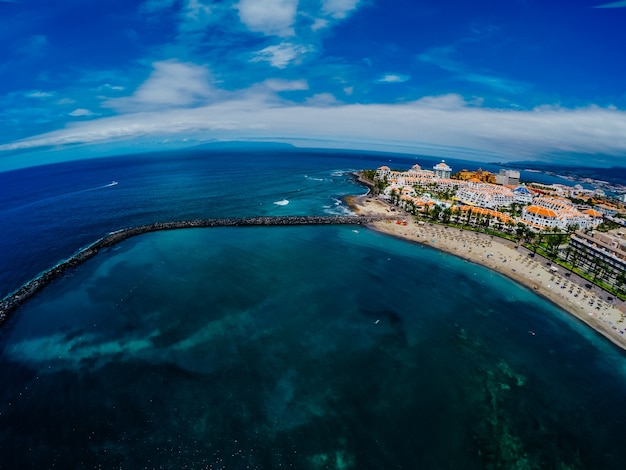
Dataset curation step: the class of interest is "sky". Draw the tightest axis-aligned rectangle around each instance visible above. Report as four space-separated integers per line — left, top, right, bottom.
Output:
1 0 626 170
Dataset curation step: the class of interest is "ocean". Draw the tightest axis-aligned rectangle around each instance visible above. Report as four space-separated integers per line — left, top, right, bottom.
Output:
1 149 626 468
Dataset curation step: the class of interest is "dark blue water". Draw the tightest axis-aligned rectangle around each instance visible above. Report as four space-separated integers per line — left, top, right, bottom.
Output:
2 149 626 469
0 149 378 299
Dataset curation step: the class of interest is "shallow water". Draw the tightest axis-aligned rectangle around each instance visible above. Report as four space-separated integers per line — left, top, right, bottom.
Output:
2 224 626 468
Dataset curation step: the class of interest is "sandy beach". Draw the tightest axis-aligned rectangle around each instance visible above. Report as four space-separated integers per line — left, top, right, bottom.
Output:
346 193 626 351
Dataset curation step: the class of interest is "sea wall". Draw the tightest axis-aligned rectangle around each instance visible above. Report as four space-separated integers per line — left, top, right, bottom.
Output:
0 215 385 327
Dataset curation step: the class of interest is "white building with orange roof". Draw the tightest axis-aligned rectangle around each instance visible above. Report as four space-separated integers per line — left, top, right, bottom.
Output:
521 206 560 229
521 196 602 230
456 183 516 209
375 165 391 179
454 205 512 226
433 160 452 179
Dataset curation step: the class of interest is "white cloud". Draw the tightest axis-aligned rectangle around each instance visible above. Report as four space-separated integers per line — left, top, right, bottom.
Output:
178 0 214 32
321 0 361 19
263 79 309 91
305 93 338 106
68 108 94 117
377 73 410 84
311 18 329 31
185 0 212 19
251 43 314 68
25 91 54 98
4 88 626 166
236 0 298 37
98 83 126 92
105 60 217 111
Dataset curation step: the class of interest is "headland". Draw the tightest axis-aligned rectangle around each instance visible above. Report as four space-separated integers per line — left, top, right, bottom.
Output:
346 192 626 350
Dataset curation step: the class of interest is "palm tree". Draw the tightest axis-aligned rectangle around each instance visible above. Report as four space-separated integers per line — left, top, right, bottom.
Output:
431 204 442 222
465 208 473 226
593 259 608 282
442 207 453 224
389 189 399 206
563 245 573 263
569 248 582 271
515 222 526 243
452 206 461 224
615 271 626 296
546 228 565 256
405 199 416 215
474 212 484 228
483 213 493 228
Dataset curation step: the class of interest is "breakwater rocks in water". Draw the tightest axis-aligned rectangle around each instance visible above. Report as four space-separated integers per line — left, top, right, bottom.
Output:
0 215 386 327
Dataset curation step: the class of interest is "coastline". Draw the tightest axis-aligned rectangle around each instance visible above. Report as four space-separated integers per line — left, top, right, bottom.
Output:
345 191 626 351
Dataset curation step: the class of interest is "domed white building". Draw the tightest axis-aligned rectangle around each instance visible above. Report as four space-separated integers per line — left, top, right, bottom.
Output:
433 160 452 179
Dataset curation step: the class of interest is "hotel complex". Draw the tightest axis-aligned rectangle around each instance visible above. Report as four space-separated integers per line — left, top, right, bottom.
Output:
375 161 604 232
569 229 626 288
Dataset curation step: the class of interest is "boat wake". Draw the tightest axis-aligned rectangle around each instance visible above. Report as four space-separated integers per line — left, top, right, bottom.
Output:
273 199 289 206
3 181 120 214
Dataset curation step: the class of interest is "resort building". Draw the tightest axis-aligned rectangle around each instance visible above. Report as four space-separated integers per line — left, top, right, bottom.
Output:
454 205 513 226
495 169 520 186
512 186 534 204
375 165 391 180
433 161 452 179
568 229 626 288
520 197 602 231
454 168 497 184
455 183 516 209
377 163 466 195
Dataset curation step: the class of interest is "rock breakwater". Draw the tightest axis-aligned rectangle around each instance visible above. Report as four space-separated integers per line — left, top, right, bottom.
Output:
0 215 386 327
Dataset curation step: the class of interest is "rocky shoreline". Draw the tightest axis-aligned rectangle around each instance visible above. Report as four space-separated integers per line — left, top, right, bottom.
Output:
0 215 386 327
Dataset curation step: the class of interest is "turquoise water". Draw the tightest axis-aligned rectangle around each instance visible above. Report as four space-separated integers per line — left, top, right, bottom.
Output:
3 224 626 468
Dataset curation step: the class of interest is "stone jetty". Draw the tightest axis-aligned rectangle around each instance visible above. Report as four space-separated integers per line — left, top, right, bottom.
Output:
0 215 387 327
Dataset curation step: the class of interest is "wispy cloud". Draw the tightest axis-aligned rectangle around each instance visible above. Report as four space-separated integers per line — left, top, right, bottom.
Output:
250 43 314 68
419 46 528 94
377 73 410 84
104 60 217 112
17 34 47 55
3 78 626 166
68 108 94 117
594 1 626 7
321 0 361 19
25 91 54 98
236 0 298 37
99 83 126 92
262 79 309 91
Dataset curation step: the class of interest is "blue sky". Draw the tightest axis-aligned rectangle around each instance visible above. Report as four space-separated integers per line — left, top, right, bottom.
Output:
1 0 626 169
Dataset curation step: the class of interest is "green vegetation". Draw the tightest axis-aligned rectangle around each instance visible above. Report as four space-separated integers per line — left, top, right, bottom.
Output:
360 169 376 181
596 220 621 232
